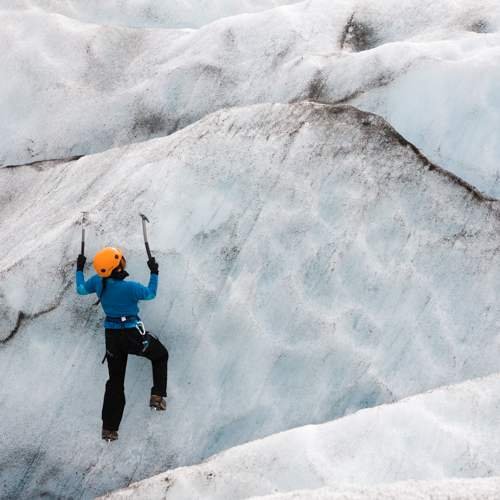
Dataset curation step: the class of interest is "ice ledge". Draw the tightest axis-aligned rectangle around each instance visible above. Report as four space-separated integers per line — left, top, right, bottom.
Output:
250 477 500 500
102 374 500 499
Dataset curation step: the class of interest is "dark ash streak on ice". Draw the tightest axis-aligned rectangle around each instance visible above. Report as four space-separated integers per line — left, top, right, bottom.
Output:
310 103 498 204
1 281 73 345
2 155 84 170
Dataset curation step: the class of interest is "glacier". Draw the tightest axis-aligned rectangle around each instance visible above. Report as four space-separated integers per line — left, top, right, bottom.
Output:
7 0 302 29
2 101 500 498
2 0 500 499
2 0 500 195
103 374 500 499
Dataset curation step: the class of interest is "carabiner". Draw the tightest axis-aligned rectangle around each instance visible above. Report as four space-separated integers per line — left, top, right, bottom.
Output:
135 321 146 336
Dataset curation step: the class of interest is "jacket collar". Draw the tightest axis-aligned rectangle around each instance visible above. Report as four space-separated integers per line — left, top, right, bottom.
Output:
110 269 129 280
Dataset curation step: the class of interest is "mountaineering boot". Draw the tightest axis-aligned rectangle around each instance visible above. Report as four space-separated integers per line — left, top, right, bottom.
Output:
102 428 119 441
150 394 167 411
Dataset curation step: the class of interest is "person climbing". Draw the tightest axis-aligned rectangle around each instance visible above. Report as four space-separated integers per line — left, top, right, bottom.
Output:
76 247 169 442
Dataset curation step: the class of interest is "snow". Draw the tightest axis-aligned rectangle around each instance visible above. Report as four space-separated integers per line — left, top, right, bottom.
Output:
104 374 500 499
2 0 500 195
2 102 500 498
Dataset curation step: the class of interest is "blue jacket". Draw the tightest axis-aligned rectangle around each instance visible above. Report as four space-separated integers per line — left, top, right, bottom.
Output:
76 271 158 329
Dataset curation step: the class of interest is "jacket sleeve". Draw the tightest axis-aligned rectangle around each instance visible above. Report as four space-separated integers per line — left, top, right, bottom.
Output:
76 271 99 296
132 273 158 301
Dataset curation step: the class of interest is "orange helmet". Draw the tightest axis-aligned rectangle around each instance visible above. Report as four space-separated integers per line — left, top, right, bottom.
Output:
93 247 124 277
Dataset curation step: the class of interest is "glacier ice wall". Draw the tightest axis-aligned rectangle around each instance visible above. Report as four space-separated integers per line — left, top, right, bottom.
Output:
1 102 500 498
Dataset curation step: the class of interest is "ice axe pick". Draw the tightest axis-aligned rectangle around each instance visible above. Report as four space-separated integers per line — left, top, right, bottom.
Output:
140 213 153 260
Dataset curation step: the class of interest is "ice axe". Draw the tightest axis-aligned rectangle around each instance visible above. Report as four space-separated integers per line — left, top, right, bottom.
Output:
139 213 153 260
80 211 88 256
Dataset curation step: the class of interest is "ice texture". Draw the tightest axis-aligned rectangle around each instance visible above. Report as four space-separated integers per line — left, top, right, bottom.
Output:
252 478 500 500
1 102 500 498
6 0 301 29
2 0 500 195
104 374 500 499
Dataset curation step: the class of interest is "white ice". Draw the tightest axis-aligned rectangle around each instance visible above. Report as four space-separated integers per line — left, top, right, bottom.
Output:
104 374 500 499
2 1 500 498
2 0 500 195
6 0 302 29
252 478 500 500
1 102 500 498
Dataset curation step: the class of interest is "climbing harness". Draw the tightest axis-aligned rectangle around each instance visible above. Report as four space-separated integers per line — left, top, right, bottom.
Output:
105 315 140 326
101 349 114 364
100 316 150 361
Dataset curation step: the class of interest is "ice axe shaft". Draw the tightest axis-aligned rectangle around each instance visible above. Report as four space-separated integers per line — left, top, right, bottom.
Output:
81 212 88 256
140 213 153 259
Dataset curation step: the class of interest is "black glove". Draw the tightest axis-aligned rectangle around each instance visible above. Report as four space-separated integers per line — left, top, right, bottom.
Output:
147 257 159 275
77 254 86 271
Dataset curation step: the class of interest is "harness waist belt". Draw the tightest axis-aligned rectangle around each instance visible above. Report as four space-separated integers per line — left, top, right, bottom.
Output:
105 315 140 324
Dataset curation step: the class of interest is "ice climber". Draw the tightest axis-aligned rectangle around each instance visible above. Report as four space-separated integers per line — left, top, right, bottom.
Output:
76 247 168 442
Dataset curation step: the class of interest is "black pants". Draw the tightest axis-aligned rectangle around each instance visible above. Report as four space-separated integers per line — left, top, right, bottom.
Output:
102 328 169 431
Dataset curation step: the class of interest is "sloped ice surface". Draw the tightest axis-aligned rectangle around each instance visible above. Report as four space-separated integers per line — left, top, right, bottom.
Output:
7 0 301 29
104 374 500 499
1 102 500 498
251 478 500 500
2 0 500 196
